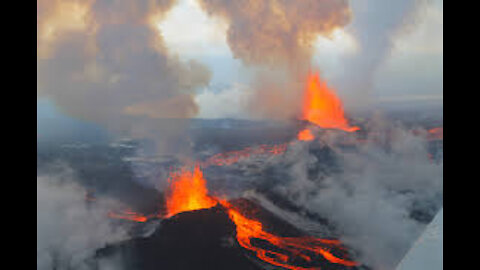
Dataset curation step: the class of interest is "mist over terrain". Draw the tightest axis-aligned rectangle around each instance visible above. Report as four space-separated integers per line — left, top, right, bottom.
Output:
37 103 442 269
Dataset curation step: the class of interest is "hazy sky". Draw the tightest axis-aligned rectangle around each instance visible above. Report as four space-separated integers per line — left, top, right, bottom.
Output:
37 0 443 120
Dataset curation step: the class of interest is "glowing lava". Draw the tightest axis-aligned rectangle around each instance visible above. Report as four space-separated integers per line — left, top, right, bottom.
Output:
220 201 358 269
300 73 359 133
165 165 218 217
427 127 443 141
161 165 358 269
201 143 288 167
108 209 148 222
297 129 315 141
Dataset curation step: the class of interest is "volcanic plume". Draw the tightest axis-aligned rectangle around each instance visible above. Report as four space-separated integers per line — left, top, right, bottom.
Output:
37 0 211 154
197 0 352 66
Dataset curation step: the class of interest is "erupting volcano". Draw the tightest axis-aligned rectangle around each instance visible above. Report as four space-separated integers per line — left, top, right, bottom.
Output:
165 165 218 217
101 72 366 269
298 73 359 140
158 165 359 270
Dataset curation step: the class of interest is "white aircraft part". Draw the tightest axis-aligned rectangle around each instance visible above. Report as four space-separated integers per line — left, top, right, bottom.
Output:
396 208 443 270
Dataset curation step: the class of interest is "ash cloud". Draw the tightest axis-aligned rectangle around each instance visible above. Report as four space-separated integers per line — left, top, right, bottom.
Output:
37 166 128 270
37 0 211 154
196 0 351 67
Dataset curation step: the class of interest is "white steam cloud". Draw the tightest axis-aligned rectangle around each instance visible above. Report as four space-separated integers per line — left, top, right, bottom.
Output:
37 166 128 270
274 119 443 269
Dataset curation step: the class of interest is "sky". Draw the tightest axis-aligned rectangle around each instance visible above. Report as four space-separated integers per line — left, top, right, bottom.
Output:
37 0 443 120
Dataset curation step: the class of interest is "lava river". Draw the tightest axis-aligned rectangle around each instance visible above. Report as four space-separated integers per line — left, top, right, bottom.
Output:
163 164 358 270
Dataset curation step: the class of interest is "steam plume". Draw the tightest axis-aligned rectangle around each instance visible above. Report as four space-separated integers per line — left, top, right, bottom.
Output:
37 167 128 270
336 0 427 108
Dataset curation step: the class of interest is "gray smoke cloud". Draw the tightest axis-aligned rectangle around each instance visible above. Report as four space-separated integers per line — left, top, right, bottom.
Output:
196 0 351 67
37 165 129 270
37 0 211 154
268 118 443 269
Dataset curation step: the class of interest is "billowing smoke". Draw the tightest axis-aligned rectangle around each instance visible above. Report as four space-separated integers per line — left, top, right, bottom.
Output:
265 118 443 269
195 0 352 121
197 0 351 67
37 166 128 270
37 0 211 154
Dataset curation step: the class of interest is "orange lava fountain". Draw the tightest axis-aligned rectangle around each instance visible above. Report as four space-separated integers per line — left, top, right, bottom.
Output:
297 129 315 141
163 165 358 269
165 165 218 217
300 73 359 134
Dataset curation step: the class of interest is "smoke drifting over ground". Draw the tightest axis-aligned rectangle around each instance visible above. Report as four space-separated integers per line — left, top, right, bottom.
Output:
37 0 211 154
37 166 128 270
242 119 443 269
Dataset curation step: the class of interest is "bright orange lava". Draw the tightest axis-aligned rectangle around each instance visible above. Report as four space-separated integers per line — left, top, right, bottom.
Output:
107 210 148 222
427 127 443 141
201 143 288 167
297 129 315 141
220 201 358 269
300 73 359 133
162 164 357 268
165 165 218 217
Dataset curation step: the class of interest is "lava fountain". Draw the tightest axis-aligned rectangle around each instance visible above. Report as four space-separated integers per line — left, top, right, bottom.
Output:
163 165 358 269
298 72 359 140
165 165 218 217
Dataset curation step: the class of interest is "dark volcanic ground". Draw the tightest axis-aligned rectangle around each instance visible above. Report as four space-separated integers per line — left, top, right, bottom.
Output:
96 206 262 270
95 199 368 270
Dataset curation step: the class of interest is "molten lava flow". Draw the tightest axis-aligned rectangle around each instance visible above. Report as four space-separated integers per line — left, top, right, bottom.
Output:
300 73 359 133
219 201 358 269
162 165 358 269
108 209 148 222
165 165 218 217
427 127 443 141
202 143 288 167
297 129 314 141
